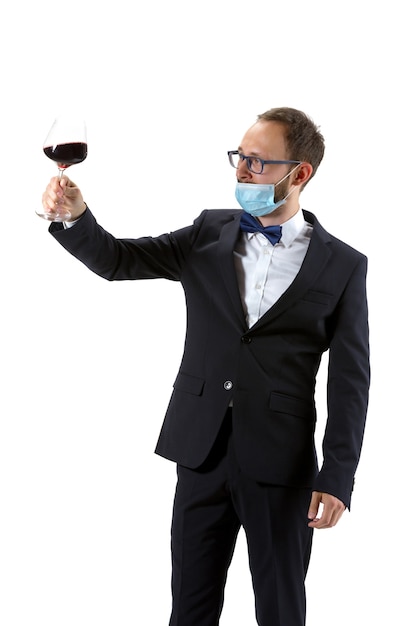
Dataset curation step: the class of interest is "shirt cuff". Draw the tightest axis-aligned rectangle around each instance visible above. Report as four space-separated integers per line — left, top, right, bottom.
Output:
63 218 80 229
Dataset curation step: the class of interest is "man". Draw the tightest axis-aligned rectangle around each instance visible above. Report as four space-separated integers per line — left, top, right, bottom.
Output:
41 107 370 626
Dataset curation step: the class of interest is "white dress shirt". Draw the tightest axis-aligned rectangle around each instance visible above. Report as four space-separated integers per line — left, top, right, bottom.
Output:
233 209 312 328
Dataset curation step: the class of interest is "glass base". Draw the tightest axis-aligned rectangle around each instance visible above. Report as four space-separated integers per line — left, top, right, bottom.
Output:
35 209 71 222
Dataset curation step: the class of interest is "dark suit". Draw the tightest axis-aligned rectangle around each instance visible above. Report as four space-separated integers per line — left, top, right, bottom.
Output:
50 207 370 625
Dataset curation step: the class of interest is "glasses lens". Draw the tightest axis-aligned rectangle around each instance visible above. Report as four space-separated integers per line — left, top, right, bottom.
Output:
229 152 264 173
247 157 263 174
229 152 240 168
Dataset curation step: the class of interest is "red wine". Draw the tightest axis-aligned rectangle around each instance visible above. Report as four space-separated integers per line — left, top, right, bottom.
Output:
44 142 88 167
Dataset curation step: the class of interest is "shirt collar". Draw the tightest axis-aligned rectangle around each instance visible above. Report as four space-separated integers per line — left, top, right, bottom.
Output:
279 208 306 247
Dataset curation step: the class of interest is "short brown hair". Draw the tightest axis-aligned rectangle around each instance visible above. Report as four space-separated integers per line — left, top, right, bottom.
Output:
257 107 325 185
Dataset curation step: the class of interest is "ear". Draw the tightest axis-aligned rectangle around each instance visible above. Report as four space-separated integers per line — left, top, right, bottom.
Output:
292 162 313 187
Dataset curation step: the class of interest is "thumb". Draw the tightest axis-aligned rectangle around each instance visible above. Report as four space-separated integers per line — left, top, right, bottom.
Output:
59 175 72 191
308 491 321 520
61 176 82 200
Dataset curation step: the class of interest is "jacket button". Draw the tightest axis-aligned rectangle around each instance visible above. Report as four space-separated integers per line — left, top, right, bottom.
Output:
241 336 252 344
223 381 233 391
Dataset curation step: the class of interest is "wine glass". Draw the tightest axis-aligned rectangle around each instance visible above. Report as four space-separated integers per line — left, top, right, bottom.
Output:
36 116 87 222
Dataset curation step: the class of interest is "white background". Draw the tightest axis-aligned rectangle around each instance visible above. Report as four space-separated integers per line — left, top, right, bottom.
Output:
0 1 415 624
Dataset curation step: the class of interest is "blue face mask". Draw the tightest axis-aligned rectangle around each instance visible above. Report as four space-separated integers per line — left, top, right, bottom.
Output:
235 165 300 217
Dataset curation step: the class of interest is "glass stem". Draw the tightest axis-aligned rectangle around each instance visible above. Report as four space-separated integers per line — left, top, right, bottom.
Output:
56 167 66 215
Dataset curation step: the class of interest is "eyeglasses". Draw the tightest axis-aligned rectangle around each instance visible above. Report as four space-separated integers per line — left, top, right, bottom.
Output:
228 150 301 175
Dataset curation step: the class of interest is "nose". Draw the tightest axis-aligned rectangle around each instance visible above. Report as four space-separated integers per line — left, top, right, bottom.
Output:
236 157 252 182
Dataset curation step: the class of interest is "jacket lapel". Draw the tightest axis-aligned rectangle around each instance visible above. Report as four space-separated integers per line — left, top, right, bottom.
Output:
214 209 333 331
217 212 247 327
250 210 332 329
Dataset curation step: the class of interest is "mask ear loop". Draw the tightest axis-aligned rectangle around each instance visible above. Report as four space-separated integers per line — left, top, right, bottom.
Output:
273 163 302 201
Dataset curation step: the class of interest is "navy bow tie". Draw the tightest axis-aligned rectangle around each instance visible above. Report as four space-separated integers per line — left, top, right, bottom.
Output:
240 212 283 245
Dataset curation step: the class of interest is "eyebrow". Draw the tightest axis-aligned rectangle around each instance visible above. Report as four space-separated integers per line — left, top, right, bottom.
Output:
237 146 263 157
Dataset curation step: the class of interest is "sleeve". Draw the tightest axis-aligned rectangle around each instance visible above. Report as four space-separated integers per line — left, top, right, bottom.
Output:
313 254 370 509
49 207 204 283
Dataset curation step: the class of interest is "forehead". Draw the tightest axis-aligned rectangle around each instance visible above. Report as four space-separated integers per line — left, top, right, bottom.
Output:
239 120 288 158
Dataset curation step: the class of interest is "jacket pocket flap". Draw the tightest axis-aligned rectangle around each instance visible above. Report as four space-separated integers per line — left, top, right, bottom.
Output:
269 392 315 420
174 372 205 396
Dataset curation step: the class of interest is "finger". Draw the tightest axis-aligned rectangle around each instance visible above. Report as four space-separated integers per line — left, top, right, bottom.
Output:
42 177 65 209
308 511 333 529
308 501 345 529
42 187 60 211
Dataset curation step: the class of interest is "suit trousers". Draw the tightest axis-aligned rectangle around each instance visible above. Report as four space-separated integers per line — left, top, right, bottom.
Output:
169 409 314 626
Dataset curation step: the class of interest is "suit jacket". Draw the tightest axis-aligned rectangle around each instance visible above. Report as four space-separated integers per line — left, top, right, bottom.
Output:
50 207 370 508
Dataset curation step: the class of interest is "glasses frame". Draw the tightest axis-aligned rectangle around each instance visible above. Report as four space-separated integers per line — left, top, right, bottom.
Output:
228 150 301 174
